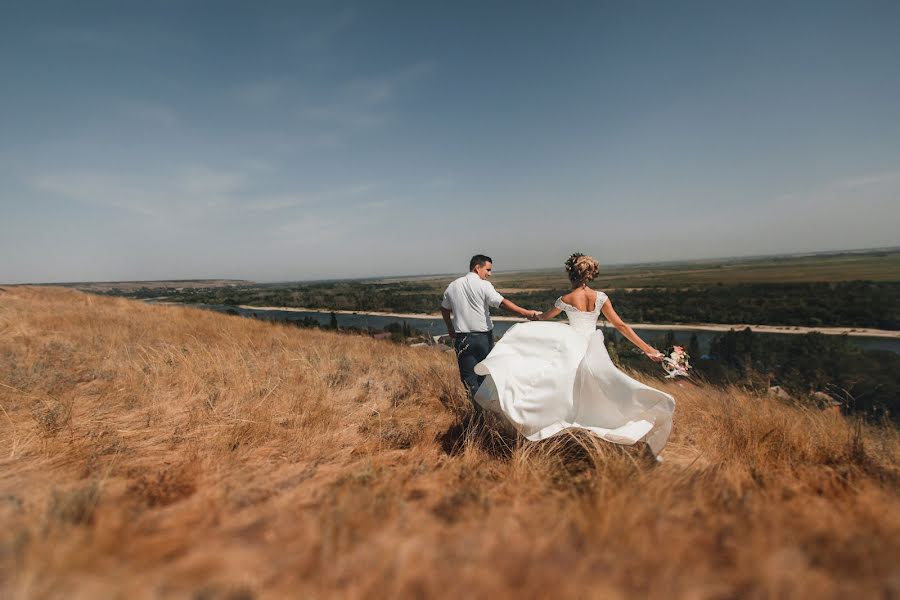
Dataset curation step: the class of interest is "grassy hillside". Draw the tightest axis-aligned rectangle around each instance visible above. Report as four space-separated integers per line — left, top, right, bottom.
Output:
1 287 898 598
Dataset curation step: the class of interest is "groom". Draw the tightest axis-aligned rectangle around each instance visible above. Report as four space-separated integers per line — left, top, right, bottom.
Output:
441 254 540 406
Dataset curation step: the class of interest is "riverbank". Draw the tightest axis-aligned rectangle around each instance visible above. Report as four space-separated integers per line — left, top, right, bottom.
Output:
237 305 900 339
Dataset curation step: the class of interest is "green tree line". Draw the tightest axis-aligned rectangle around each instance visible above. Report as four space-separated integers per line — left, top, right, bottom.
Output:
606 327 899 422
107 280 899 330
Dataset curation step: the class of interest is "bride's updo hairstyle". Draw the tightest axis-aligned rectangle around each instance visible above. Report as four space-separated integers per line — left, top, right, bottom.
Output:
565 252 600 285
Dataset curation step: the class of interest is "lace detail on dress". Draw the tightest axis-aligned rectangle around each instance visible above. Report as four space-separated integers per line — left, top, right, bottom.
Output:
554 292 608 314
554 292 609 338
554 297 576 312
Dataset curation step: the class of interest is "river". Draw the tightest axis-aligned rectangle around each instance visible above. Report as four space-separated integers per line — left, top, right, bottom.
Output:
198 304 900 355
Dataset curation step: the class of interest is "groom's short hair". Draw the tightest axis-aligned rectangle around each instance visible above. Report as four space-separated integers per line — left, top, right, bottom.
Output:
469 254 492 271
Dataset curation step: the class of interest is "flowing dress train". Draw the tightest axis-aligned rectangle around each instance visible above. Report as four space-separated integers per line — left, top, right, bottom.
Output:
473 292 675 457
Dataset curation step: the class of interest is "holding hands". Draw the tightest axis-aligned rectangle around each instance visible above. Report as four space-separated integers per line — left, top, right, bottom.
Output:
526 309 542 321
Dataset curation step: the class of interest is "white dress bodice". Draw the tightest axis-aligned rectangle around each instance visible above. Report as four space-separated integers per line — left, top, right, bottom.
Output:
554 291 608 338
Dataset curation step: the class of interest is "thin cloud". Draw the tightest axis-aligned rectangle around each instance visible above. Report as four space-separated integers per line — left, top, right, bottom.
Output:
238 159 277 173
772 169 900 204
272 216 354 245
119 102 178 127
243 195 310 212
427 176 458 188
300 107 388 129
301 9 358 49
344 61 436 105
233 81 287 107
294 62 435 138
359 200 389 210
180 167 245 197
37 27 127 51
26 166 248 221
37 25 190 52
28 171 159 217
339 183 379 197
838 171 900 188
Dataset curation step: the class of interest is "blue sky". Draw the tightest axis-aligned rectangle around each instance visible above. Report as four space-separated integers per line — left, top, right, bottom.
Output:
2 0 899 283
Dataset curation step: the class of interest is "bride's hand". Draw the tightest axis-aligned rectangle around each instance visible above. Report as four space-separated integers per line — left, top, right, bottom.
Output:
645 348 664 362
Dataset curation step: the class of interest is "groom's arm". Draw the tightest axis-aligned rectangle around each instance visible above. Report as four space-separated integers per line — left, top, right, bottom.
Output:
484 281 538 320
500 298 540 320
441 287 457 338
441 307 456 338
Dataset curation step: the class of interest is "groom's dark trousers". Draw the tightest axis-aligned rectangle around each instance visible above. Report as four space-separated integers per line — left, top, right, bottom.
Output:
454 331 494 405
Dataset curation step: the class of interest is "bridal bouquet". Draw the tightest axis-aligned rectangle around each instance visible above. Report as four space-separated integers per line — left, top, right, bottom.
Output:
662 346 692 378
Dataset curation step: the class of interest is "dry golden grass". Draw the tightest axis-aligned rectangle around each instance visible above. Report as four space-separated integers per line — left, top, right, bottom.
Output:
0 286 898 599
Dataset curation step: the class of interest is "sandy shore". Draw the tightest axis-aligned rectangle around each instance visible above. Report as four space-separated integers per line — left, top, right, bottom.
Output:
237 305 900 339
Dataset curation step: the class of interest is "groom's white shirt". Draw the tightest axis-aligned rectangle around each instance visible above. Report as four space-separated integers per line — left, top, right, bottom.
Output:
441 272 505 333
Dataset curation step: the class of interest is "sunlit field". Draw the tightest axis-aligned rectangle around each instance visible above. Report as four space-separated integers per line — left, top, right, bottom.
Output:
1 287 898 598
439 249 900 291
66 249 900 295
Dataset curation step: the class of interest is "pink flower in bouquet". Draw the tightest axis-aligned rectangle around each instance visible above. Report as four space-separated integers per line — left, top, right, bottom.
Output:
663 346 691 378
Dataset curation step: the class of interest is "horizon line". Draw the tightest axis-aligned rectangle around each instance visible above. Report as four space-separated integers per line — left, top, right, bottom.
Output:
5 244 898 287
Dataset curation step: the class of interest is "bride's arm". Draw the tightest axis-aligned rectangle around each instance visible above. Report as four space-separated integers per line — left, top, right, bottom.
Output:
600 299 663 361
537 306 561 321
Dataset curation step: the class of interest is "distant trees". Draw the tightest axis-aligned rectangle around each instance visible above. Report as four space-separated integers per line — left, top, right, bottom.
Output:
101 280 899 330
505 282 899 330
608 327 900 423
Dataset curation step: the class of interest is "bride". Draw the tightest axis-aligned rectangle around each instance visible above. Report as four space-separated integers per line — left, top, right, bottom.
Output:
473 253 676 457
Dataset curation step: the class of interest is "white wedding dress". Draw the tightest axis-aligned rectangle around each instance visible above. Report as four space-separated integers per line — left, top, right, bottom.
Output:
473 292 675 457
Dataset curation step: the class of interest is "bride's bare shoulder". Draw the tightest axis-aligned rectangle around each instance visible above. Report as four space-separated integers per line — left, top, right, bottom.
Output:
561 288 596 300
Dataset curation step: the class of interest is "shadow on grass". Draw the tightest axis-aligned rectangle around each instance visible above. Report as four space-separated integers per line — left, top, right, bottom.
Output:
436 409 518 460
